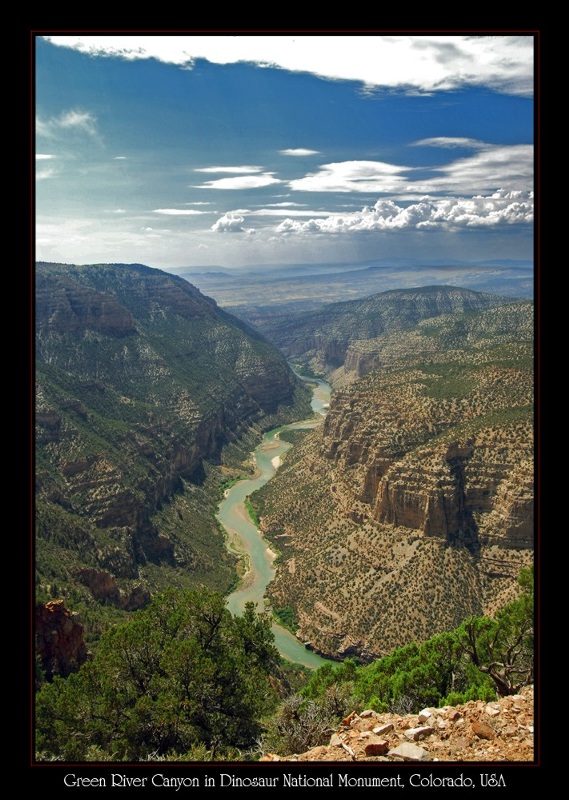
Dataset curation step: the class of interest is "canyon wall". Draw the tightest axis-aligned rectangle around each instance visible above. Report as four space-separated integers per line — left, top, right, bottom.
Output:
252 299 534 661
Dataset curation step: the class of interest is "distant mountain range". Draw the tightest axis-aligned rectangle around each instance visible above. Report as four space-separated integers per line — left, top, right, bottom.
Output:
177 261 533 324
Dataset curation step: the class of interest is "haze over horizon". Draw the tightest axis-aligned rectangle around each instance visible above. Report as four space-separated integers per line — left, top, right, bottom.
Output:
35 34 534 274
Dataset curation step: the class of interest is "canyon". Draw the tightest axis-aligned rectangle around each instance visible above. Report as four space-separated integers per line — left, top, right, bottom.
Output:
250 294 534 661
35 262 311 614
34 265 534 674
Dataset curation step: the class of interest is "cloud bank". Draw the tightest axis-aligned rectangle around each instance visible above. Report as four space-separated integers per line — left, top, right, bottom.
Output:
275 189 533 234
42 35 534 96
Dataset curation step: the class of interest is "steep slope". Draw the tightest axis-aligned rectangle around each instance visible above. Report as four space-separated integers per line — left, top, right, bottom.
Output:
254 285 516 379
35 262 311 614
251 301 534 661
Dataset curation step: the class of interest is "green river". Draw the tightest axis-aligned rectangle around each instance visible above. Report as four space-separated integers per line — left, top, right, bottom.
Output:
218 377 333 669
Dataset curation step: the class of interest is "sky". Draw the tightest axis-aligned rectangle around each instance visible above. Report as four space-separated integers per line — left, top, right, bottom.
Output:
35 34 535 271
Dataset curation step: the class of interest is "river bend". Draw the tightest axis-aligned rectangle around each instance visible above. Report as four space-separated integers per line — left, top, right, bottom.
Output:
218 378 332 669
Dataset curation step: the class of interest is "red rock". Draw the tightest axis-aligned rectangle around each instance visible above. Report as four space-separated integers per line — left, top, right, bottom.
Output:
364 739 389 756
405 726 434 741
35 600 92 679
471 721 496 740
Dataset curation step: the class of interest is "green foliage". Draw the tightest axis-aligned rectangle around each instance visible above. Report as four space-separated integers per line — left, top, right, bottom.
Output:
455 568 533 696
277 428 311 446
261 685 356 757
273 605 298 633
244 497 260 527
35 588 281 762
284 572 532 730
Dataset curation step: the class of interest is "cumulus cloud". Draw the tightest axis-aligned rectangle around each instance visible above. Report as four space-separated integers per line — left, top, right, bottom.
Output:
280 148 320 156
196 173 281 190
211 212 250 233
153 208 208 215
44 35 534 96
275 189 533 234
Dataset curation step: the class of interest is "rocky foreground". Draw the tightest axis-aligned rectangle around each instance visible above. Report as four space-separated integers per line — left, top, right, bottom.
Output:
261 686 534 762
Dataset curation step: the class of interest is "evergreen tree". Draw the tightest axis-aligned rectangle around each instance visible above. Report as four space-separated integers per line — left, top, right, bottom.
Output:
35 588 281 761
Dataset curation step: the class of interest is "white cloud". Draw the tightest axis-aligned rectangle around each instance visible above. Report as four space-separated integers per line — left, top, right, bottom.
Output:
275 189 533 234
280 148 320 156
113 155 127 160
413 145 533 195
194 165 263 173
142 226 172 234
248 208 332 217
289 161 409 193
288 144 532 198
37 109 99 138
113 209 126 214
43 35 534 96
413 137 488 149
211 212 250 233
36 153 55 160
153 208 208 215
36 167 56 180
265 202 307 207
196 173 281 190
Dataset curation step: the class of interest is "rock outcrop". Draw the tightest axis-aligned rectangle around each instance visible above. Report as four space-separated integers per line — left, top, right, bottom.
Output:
35 600 92 680
261 686 534 762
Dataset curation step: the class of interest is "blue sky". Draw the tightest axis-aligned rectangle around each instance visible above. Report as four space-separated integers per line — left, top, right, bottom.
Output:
35 34 534 271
